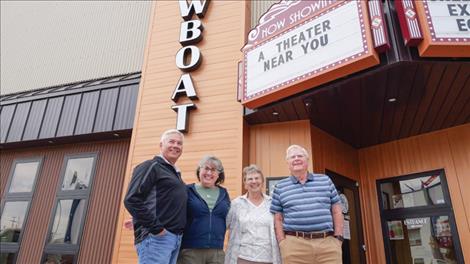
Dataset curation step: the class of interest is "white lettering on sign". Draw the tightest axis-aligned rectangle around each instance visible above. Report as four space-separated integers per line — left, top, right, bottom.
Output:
404 218 428 229
172 74 198 101
179 0 209 20
262 20 286 39
288 1 335 25
180 20 204 45
172 0 210 132
260 0 338 39
245 1 366 98
172 103 197 131
424 0 470 41
175 45 202 71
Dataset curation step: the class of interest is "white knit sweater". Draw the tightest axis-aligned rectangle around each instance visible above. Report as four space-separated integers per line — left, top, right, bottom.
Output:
225 194 282 264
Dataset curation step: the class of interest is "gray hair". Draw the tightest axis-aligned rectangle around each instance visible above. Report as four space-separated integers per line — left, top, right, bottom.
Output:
285 144 309 160
242 164 264 182
160 129 184 143
196 155 225 185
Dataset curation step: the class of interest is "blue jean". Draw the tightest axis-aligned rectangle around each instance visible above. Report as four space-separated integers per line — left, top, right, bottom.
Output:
136 230 182 264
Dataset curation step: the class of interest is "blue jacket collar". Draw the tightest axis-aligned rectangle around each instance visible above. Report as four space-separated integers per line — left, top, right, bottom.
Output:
188 183 228 208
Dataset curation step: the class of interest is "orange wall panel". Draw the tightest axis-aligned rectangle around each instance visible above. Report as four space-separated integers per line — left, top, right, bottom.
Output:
247 125 362 186
112 1 248 263
248 122 360 180
310 125 359 180
249 122 470 264
359 124 470 264
248 120 313 177
447 124 470 256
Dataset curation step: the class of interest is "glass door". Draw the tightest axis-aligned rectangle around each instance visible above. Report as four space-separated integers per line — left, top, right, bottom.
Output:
377 169 464 264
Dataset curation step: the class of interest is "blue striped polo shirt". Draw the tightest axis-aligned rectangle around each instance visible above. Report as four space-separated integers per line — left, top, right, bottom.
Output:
270 173 340 232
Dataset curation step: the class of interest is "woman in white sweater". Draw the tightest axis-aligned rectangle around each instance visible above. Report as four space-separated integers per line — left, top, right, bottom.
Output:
225 165 281 264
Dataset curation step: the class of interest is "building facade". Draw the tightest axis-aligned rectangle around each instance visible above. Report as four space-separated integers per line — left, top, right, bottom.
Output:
112 1 469 264
0 2 150 263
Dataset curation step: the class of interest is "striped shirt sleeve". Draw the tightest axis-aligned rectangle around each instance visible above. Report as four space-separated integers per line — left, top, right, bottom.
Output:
329 178 340 204
270 185 283 213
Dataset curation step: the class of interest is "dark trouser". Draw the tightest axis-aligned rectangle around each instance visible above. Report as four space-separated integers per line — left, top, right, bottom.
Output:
177 248 224 264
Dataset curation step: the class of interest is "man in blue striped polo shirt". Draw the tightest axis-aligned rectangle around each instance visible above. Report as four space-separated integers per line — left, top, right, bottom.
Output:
270 144 344 264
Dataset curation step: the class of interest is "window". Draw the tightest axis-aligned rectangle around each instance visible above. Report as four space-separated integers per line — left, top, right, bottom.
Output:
42 154 97 264
380 173 445 210
377 170 464 264
43 254 75 264
265 176 287 195
0 158 42 263
0 253 17 264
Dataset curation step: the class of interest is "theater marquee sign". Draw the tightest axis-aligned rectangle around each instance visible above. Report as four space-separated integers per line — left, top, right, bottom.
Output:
415 0 470 57
240 0 379 109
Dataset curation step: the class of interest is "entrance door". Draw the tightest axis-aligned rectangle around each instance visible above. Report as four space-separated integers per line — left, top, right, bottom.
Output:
326 170 366 264
377 169 465 264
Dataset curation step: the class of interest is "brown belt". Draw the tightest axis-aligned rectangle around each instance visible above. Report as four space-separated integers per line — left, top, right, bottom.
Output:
284 230 334 239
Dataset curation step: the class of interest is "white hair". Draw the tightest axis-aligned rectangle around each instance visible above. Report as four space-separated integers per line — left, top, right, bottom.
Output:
160 129 184 143
285 144 309 160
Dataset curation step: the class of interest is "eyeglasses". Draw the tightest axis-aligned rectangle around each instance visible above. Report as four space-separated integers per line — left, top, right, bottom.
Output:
288 154 306 160
201 166 218 173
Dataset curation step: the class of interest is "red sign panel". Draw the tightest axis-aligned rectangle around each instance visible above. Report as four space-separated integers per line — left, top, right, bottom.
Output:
395 0 423 46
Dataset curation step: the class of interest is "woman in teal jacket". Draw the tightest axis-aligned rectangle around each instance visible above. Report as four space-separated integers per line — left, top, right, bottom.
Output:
177 155 230 264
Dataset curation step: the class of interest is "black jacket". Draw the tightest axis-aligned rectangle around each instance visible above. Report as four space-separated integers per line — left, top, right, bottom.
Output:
124 156 187 244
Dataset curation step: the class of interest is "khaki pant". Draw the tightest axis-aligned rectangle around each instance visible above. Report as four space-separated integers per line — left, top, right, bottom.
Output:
177 248 224 264
279 235 342 264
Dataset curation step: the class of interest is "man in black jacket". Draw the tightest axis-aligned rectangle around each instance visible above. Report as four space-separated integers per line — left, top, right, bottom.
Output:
124 129 187 264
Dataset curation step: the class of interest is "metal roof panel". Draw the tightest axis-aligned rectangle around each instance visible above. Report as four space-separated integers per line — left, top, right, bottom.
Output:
0 105 16 143
22 99 47 141
114 84 138 130
6 102 31 142
75 91 100 135
39 97 64 139
0 73 140 146
93 88 119 133
56 94 82 137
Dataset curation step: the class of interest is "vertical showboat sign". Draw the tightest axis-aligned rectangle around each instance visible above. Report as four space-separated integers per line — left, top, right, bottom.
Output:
171 0 210 132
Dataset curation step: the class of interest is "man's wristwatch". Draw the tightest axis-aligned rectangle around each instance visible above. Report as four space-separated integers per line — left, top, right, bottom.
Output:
334 235 344 242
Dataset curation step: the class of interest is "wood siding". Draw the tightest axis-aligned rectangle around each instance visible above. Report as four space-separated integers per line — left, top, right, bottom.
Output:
358 124 470 264
112 1 248 263
248 122 469 264
248 120 359 179
310 125 360 180
248 120 313 177
0 139 130 263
